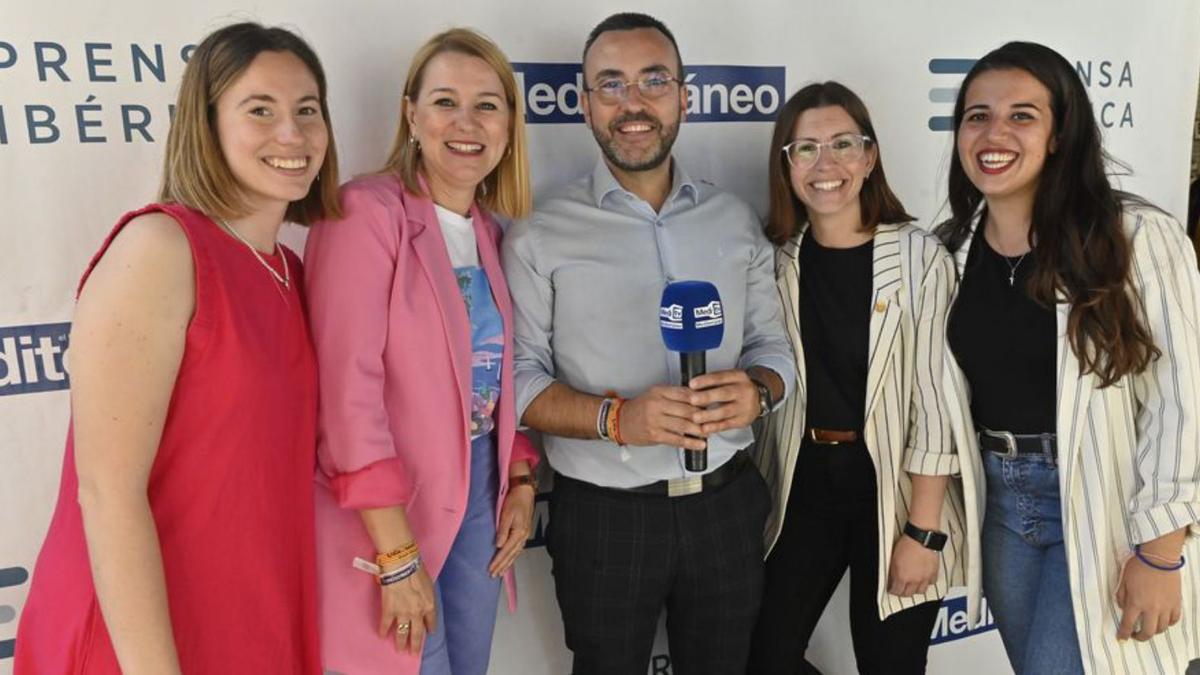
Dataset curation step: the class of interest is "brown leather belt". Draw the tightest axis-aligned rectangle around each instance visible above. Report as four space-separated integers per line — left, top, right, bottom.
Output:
808 428 858 445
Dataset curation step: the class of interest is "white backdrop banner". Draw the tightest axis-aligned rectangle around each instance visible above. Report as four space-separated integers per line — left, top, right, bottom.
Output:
2 1 1198 673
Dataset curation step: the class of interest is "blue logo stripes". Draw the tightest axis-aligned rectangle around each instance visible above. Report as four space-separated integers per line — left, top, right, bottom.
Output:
0 566 30 660
927 58 976 131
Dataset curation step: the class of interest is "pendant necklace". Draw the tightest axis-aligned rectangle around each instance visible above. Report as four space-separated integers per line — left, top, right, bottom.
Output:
218 218 290 289
1002 251 1029 287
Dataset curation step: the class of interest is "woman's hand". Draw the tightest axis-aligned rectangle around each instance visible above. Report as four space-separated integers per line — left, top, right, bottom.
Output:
378 565 437 654
1117 531 1187 641
887 535 940 597
489 481 535 577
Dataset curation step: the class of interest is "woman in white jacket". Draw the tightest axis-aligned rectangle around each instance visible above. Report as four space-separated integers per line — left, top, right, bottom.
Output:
749 81 976 675
938 41 1200 675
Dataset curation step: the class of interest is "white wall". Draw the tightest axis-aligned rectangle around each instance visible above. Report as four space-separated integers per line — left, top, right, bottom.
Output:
2 1 1198 672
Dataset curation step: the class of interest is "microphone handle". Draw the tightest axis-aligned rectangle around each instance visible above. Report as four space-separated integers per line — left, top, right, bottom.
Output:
680 351 707 472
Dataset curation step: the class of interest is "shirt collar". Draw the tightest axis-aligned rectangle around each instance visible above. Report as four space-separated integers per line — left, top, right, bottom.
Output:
589 156 699 210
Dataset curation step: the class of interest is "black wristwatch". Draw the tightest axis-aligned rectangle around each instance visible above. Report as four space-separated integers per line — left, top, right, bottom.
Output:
903 521 948 551
748 375 774 419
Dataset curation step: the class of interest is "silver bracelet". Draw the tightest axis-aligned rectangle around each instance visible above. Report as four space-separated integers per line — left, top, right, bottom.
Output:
597 397 614 440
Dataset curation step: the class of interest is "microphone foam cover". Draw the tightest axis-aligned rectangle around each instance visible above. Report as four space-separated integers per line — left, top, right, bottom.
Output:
660 280 724 352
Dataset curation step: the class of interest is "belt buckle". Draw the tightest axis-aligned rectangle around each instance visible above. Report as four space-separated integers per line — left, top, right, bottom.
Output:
984 429 1019 458
809 428 840 445
667 475 703 497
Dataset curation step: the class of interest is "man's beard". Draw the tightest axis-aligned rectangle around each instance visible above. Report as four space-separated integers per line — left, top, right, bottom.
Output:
592 111 680 173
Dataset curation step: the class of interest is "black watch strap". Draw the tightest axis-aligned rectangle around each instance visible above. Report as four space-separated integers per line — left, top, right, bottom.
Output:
903 521 948 551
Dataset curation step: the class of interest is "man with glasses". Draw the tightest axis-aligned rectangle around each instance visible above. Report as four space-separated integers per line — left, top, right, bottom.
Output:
502 12 793 674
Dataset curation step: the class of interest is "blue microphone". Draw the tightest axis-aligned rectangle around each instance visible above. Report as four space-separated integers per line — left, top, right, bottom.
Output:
660 281 724 471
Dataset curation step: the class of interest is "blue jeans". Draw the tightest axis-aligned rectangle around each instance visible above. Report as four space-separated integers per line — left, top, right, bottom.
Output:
981 451 1084 675
420 434 502 675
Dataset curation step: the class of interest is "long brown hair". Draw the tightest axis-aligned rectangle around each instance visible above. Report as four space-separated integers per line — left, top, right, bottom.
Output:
159 22 340 225
936 41 1158 387
765 81 913 246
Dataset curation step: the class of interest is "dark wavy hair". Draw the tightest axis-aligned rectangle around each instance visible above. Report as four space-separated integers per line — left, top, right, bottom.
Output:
765 81 913 246
935 41 1157 387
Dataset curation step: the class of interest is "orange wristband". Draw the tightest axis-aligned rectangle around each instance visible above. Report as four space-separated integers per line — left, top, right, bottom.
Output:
376 542 419 568
611 398 626 446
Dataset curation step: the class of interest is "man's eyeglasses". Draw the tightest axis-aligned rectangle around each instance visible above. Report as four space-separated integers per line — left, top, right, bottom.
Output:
584 74 681 104
781 133 873 168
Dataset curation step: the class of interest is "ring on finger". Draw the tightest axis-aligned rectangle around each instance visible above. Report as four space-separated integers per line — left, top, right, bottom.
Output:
397 622 411 634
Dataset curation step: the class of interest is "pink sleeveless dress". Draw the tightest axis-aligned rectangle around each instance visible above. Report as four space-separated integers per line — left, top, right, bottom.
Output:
15 203 321 674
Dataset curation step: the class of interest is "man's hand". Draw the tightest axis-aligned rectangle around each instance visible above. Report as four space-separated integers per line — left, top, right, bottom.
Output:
688 369 761 435
619 386 707 449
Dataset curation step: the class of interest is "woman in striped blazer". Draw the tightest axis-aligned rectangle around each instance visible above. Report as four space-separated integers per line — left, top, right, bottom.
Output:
939 41 1200 674
748 81 977 674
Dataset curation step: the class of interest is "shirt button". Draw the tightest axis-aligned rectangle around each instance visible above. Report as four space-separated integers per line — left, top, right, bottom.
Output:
655 220 663 227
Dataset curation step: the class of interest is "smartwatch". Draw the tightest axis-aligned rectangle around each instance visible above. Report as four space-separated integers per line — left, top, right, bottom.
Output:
903 521 948 551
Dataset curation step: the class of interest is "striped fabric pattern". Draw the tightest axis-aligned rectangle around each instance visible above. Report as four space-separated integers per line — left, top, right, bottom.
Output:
946 205 1200 675
753 222 981 622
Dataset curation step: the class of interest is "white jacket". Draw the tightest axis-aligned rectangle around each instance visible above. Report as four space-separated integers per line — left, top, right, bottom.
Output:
755 221 982 623
947 205 1200 675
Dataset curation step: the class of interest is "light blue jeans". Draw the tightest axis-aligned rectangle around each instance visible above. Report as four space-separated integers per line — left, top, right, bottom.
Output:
981 450 1085 675
420 434 502 675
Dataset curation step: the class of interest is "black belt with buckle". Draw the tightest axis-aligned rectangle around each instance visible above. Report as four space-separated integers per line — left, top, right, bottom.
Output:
978 428 1057 459
615 450 750 498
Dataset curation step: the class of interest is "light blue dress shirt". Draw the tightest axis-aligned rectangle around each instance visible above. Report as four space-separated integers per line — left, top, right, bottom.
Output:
502 158 795 488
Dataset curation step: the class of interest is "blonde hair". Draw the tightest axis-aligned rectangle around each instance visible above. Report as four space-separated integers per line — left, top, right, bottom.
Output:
381 28 531 219
159 22 340 225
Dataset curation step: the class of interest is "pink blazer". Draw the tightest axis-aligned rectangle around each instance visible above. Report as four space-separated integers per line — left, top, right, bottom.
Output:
303 174 539 673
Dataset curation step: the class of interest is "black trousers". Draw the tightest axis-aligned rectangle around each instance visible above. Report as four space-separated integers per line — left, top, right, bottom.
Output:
547 458 771 675
747 439 940 675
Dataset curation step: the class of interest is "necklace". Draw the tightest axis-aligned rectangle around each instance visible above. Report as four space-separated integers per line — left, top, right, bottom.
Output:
986 233 1030 287
1002 250 1029 287
218 219 290 289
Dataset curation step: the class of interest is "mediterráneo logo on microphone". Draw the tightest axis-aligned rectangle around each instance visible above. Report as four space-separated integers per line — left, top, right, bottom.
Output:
660 304 684 330
693 301 723 329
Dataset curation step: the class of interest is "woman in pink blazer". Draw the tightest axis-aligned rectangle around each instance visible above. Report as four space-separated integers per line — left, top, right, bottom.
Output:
303 28 538 674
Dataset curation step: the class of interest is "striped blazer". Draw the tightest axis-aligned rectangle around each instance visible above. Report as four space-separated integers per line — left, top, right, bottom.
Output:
946 205 1200 674
754 222 982 622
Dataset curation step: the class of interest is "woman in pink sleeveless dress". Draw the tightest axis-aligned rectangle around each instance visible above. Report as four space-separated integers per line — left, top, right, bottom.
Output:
14 23 340 674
